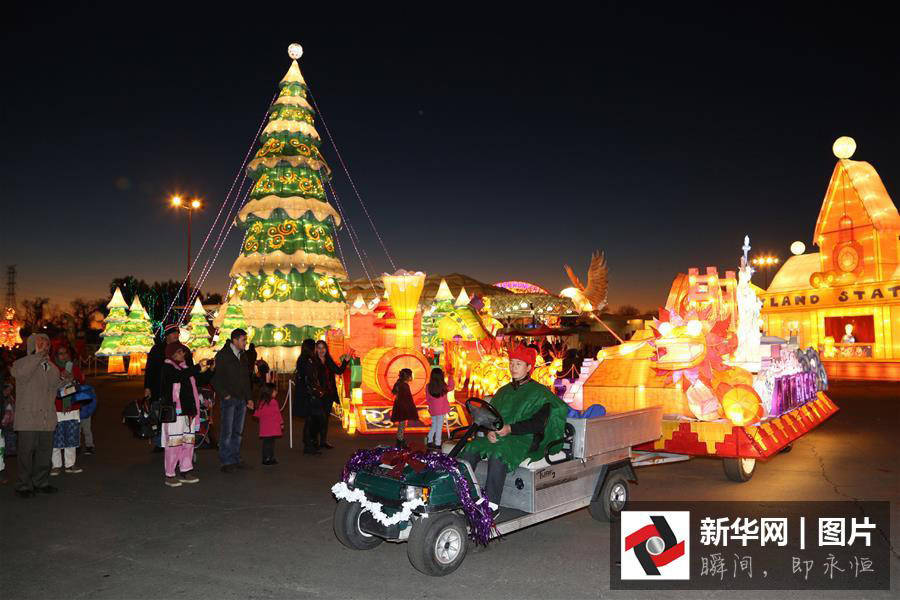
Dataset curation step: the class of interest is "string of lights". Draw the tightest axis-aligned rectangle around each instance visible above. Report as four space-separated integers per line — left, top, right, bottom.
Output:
307 86 396 271
157 95 275 332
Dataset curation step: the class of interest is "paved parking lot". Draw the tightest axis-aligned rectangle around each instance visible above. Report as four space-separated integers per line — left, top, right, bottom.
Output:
1 377 897 599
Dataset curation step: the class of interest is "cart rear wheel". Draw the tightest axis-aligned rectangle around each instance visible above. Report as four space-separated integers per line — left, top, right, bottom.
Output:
723 457 756 482
589 472 629 522
407 512 469 576
333 500 384 550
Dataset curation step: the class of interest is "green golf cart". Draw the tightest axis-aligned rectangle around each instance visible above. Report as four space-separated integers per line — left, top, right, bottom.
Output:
333 397 662 576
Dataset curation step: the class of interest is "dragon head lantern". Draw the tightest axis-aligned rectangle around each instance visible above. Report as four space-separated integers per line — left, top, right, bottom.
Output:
650 267 761 424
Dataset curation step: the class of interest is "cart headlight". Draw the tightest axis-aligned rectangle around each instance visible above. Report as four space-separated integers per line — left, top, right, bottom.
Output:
347 472 357 487
402 485 430 503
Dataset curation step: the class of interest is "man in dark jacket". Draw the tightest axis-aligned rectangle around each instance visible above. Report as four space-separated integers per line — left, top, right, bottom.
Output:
211 329 252 472
144 324 189 450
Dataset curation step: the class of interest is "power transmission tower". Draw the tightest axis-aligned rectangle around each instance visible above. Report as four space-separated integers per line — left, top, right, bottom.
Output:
5 265 15 309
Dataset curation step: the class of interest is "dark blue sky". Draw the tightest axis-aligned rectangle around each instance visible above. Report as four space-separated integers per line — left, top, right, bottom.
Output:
5 7 898 312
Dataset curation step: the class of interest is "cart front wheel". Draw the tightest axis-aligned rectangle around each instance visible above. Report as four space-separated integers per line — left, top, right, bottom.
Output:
723 457 756 482
589 472 629 522
333 500 384 550
407 512 469 576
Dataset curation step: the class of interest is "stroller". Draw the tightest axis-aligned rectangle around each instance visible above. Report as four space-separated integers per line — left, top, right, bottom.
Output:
194 386 216 450
122 398 155 440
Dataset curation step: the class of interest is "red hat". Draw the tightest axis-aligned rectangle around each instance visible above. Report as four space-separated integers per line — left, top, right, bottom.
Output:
509 345 537 369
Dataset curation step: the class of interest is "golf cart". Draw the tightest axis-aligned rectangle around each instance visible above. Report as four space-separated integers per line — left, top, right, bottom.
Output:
332 397 662 576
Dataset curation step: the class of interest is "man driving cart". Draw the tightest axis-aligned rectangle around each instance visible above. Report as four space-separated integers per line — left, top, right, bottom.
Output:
460 345 569 513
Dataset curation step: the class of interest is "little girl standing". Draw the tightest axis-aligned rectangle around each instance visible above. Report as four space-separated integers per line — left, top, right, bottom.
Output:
254 383 283 465
390 368 416 448
425 367 454 451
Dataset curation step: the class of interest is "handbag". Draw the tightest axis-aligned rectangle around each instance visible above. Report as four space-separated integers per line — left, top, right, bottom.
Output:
159 403 177 424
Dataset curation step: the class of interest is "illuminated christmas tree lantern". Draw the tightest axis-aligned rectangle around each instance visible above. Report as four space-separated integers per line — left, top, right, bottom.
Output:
122 296 153 375
96 288 130 373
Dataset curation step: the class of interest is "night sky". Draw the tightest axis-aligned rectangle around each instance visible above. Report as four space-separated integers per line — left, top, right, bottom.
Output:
5 8 898 312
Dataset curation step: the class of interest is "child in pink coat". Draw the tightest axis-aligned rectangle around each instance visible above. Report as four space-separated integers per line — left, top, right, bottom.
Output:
425 367 454 451
253 383 283 465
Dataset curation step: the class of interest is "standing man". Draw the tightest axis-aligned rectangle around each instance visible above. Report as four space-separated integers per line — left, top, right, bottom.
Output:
145 324 188 451
212 329 253 473
10 333 63 498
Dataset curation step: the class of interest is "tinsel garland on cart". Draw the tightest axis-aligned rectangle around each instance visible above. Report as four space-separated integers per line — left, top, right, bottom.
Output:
337 446 496 546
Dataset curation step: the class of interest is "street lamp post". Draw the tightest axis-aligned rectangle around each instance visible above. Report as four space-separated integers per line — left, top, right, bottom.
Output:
751 255 780 289
170 196 202 313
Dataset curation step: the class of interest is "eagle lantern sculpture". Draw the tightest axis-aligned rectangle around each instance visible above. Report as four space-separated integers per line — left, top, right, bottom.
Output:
561 251 609 314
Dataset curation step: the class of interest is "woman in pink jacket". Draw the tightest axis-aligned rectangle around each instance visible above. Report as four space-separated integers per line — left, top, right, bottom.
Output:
253 383 283 465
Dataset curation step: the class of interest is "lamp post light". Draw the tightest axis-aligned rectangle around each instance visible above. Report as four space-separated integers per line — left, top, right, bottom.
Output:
170 195 202 311
751 255 780 289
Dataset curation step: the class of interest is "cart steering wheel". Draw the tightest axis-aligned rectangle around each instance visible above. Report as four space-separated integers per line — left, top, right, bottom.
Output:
465 397 504 432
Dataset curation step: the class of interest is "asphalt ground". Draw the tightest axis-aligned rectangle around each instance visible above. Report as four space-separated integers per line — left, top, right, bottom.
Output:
1 377 897 600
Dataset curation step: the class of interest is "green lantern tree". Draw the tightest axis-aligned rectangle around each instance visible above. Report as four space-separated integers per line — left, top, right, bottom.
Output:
227 44 347 367
121 296 154 354
186 298 211 351
96 287 129 372
423 278 455 352
214 300 249 348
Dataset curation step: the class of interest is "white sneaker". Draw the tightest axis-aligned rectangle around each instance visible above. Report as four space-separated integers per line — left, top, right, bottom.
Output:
65 466 83 474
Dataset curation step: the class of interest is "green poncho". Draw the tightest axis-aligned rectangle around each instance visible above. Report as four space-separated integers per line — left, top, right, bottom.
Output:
466 379 569 472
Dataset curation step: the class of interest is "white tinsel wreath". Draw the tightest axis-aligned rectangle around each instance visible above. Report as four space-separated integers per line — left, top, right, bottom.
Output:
332 482 425 527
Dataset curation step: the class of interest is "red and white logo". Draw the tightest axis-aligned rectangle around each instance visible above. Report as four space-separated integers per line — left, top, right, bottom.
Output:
621 511 690 580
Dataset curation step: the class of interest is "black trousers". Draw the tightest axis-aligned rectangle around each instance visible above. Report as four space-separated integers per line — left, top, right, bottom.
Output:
460 451 507 506
320 397 337 445
320 412 330 445
16 430 53 491
261 436 276 462
302 414 325 450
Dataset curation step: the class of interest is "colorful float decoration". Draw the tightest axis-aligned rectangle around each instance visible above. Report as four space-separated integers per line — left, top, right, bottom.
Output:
339 271 469 435
567 239 838 461
0 307 23 349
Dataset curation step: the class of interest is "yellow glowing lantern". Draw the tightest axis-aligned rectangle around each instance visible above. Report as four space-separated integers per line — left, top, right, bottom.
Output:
720 384 764 426
832 135 856 159
352 387 363 405
127 353 145 375
790 241 806 256
381 270 425 349
686 319 703 336
107 355 125 373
